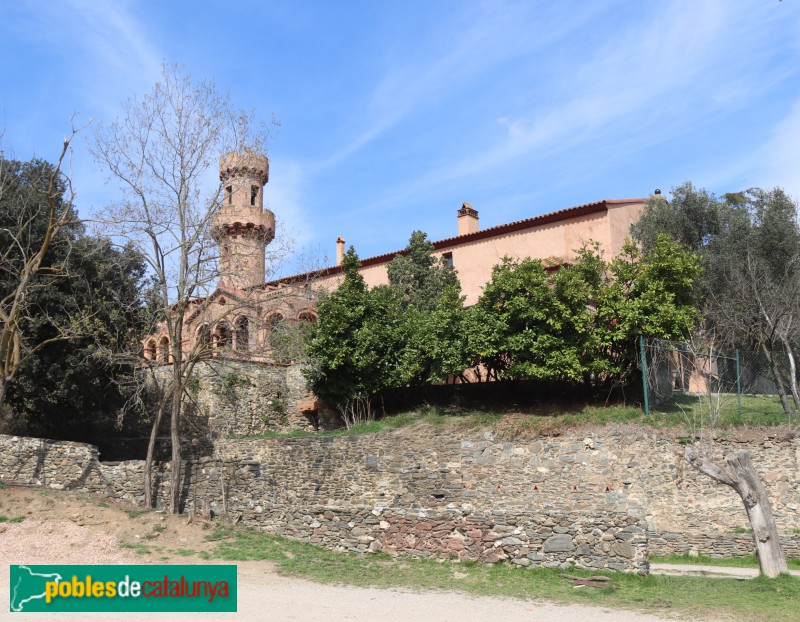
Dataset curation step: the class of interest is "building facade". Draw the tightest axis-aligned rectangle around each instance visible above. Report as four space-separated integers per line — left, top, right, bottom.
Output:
143 151 646 363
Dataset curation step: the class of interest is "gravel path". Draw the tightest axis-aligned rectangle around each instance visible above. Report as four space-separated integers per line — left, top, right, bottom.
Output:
1 561 682 622
0 491 686 622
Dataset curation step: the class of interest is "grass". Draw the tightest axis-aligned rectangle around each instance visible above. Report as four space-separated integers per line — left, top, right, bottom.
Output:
143 523 166 540
123 508 148 519
233 393 793 441
237 407 502 439
650 393 790 427
0 514 25 523
119 541 151 555
203 524 800 622
651 553 800 571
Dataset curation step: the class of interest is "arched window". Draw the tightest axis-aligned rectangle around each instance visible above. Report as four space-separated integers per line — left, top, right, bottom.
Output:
144 339 156 361
265 312 284 331
264 312 285 353
197 324 212 353
235 316 249 352
215 322 232 351
158 336 170 363
297 311 317 323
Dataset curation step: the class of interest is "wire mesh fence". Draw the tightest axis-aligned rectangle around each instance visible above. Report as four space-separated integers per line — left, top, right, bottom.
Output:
639 337 797 423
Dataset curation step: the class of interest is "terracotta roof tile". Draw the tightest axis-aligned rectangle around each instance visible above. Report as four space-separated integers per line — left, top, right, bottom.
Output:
260 198 643 288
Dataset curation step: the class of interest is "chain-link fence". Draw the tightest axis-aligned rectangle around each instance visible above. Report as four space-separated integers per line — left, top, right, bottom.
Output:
639 337 797 422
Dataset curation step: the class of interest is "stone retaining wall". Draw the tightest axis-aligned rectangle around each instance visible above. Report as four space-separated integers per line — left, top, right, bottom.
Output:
154 359 338 437
1 428 799 568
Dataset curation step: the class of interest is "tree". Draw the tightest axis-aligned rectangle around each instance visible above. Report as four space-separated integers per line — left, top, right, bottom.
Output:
387 231 459 311
387 231 468 385
598 236 701 384
633 184 800 417
2 232 148 440
304 247 399 426
0 125 90 410
465 238 699 386
631 183 723 252
91 64 273 512
665 331 790 578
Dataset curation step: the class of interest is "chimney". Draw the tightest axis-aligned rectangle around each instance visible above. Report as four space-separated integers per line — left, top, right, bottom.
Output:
336 237 345 266
457 202 479 236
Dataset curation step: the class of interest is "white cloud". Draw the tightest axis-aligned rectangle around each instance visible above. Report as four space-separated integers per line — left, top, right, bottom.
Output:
317 2 602 169
362 0 795 211
747 99 800 199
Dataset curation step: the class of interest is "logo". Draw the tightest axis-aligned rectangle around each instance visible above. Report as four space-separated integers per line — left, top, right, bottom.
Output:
10 565 237 612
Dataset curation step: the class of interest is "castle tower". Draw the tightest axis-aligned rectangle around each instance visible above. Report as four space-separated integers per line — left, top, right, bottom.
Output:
213 151 275 291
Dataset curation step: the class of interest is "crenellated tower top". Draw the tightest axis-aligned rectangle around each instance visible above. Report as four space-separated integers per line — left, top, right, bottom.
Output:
212 151 275 291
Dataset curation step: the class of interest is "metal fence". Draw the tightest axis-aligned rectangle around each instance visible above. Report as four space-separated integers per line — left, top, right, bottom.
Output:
639 337 795 421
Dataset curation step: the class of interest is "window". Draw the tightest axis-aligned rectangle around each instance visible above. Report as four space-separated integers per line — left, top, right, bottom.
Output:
265 313 284 332
215 322 232 351
235 316 249 352
226 186 232 205
250 185 258 206
158 336 170 363
197 324 212 352
442 252 453 268
144 339 156 360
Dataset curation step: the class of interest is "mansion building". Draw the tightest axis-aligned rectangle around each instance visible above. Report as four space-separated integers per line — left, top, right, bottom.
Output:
142 151 646 362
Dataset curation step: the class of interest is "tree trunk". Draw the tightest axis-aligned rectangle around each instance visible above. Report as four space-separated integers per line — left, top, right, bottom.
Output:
780 338 800 413
143 397 167 508
685 447 788 578
0 376 7 414
761 343 795 417
169 371 183 514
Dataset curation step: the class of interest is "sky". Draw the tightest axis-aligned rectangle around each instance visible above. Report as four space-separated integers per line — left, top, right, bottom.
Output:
1 0 799 274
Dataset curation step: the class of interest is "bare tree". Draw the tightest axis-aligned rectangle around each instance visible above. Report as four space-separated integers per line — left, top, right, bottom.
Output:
0 121 90 408
709 252 800 418
652 330 790 578
91 65 274 513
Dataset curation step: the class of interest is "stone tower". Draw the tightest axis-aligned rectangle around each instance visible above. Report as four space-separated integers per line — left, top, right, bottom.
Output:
213 151 275 291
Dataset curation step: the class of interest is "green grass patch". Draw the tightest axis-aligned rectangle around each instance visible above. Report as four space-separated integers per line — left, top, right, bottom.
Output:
235 393 794 441
204 524 800 622
174 549 196 557
648 393 789 427
123 508 149 519
119 541 151 555
235 406 503 439
0 481 7 489
0 514 25 523
651 553 800 571
143 523 166 540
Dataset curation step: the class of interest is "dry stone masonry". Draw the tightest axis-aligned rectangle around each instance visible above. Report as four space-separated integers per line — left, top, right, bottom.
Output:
2 427 799 572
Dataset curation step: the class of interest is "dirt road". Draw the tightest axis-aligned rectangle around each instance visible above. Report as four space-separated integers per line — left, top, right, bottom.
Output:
0 486 680 622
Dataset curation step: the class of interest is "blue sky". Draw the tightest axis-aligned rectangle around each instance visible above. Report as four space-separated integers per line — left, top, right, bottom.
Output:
2 0 799 272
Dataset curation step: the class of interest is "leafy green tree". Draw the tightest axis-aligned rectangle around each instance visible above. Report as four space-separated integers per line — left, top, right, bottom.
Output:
397 285 470 385
466 238 699 386
633 183 800 416
387 231 459 311
305 248 395 422
598 236 701 381
631 183 723 252
468 247 607 383
386 231 468 385
0 155 149 438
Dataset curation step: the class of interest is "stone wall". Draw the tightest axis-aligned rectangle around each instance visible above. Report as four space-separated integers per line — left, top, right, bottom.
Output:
1 428 799 568
155 359 336 437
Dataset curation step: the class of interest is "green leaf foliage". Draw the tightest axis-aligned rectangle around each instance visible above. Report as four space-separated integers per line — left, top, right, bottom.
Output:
0 158 150 439
386 231 459 311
